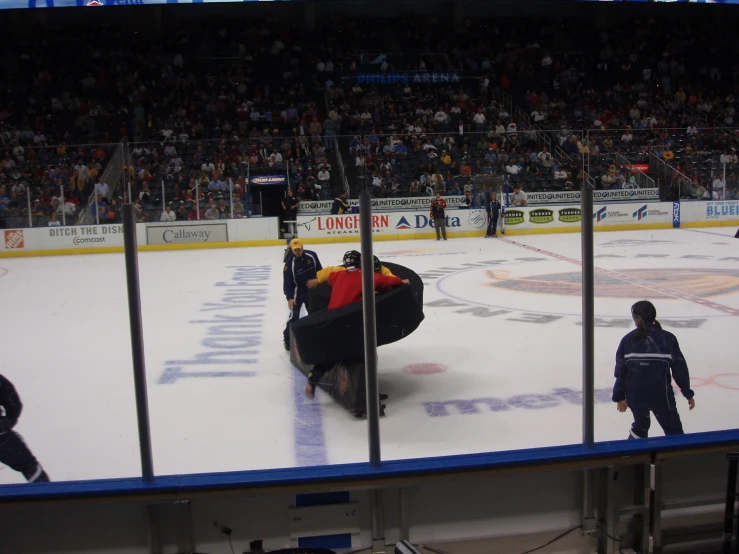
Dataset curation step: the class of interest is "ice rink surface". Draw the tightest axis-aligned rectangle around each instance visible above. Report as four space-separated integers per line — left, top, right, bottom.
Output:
1 227 738 485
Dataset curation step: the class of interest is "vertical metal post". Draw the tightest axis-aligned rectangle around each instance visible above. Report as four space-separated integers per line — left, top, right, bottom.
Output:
60 184 66 226
161 180 166 214
286 159 290 192
359 187 381 467
581 181 595 448
371 489 386 554
723 455 738 554
27 187 32 228
398 487 410 542
260 191 263 216
246 162 251 218
147 504 161 554
196 182 200 220
95 194 100 225
581 180 596 535
598 465 621 554
122 204 155 483
229 178 234 219
634 463 652 554
652 458 663 552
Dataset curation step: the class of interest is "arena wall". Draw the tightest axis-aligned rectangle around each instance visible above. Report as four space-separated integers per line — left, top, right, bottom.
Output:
1 200 737 258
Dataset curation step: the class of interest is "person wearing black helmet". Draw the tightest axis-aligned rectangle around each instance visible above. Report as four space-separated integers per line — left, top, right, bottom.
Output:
612 300 696 439
305 252 397 289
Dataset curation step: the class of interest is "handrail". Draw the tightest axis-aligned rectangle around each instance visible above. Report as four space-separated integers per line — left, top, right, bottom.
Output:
1 428 737 504
613 151 656 188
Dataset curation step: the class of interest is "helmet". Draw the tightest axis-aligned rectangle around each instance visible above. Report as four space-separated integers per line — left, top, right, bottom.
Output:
373 255 382 273
343 250 361 269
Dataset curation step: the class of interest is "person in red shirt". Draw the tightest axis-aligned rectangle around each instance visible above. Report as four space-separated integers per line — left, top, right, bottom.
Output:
327 251 408 309
305 251 409 398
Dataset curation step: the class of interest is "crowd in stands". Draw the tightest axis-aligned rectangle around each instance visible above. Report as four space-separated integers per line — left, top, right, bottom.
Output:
3 14 739 231
0 18 345 229
325 16 739 201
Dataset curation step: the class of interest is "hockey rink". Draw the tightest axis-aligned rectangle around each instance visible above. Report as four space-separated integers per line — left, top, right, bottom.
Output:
1 227 738 485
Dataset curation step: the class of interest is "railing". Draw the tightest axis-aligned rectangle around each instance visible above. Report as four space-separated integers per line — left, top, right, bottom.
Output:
555 145 573 163
649 151 693 200
683 103 708 126
613 152 656 189
78 139 126 225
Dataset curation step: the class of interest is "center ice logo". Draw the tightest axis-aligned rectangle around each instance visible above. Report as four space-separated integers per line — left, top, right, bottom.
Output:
485 268 739 299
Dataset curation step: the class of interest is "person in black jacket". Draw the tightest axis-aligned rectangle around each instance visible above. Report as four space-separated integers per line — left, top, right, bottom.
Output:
430 192 447 241
0 374 50 483
612 301 695 439
486 193 502 237
281 189 300 234
331 191 350 215
283 238 323 350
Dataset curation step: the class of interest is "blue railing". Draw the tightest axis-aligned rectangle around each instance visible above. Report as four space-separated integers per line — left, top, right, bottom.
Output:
2 428 738 502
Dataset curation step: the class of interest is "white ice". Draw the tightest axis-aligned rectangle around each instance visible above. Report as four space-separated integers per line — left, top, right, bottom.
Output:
1 227 738 485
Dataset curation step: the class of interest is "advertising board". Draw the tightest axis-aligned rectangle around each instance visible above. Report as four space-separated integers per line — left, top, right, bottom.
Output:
524 189 660 205
297 196 468 214
296 210 488 239
680 200 739 227
296 203 672 240
146 222 228 245
1 224 126 252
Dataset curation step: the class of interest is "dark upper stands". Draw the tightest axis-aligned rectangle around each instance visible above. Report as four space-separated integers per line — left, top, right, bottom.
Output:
2 14 739 230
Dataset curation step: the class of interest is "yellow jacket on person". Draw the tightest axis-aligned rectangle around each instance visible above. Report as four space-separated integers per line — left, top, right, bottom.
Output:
316 265 395 283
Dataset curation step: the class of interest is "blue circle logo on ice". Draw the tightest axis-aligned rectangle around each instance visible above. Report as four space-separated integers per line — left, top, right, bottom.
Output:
486 268 739 299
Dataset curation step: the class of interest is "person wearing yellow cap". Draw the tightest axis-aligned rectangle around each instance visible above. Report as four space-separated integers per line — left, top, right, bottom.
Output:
283 238 323 351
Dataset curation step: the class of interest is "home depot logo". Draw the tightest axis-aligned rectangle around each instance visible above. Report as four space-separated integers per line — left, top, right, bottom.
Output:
4 229 24 249
594 206 607 222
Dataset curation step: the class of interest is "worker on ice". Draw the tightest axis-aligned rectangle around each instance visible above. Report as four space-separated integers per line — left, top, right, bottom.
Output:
283 239 322 351
0 374 50 483
612 300 695 439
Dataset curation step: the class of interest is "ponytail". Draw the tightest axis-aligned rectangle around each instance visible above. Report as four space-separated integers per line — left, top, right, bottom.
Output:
631 300 659 340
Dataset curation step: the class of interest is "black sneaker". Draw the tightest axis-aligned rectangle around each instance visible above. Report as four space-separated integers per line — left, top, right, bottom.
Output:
379 393 388 401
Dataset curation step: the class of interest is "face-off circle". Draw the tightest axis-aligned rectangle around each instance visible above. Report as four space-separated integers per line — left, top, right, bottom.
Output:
711 373 739 391
436 266 739 319
403 363 448 375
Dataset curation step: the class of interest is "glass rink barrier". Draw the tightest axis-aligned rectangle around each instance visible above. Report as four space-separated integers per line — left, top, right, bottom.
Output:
0 130 737 498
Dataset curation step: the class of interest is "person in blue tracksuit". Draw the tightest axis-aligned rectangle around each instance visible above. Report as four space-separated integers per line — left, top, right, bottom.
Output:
485 193 502 237
283 238 322 350
612 301 696 439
